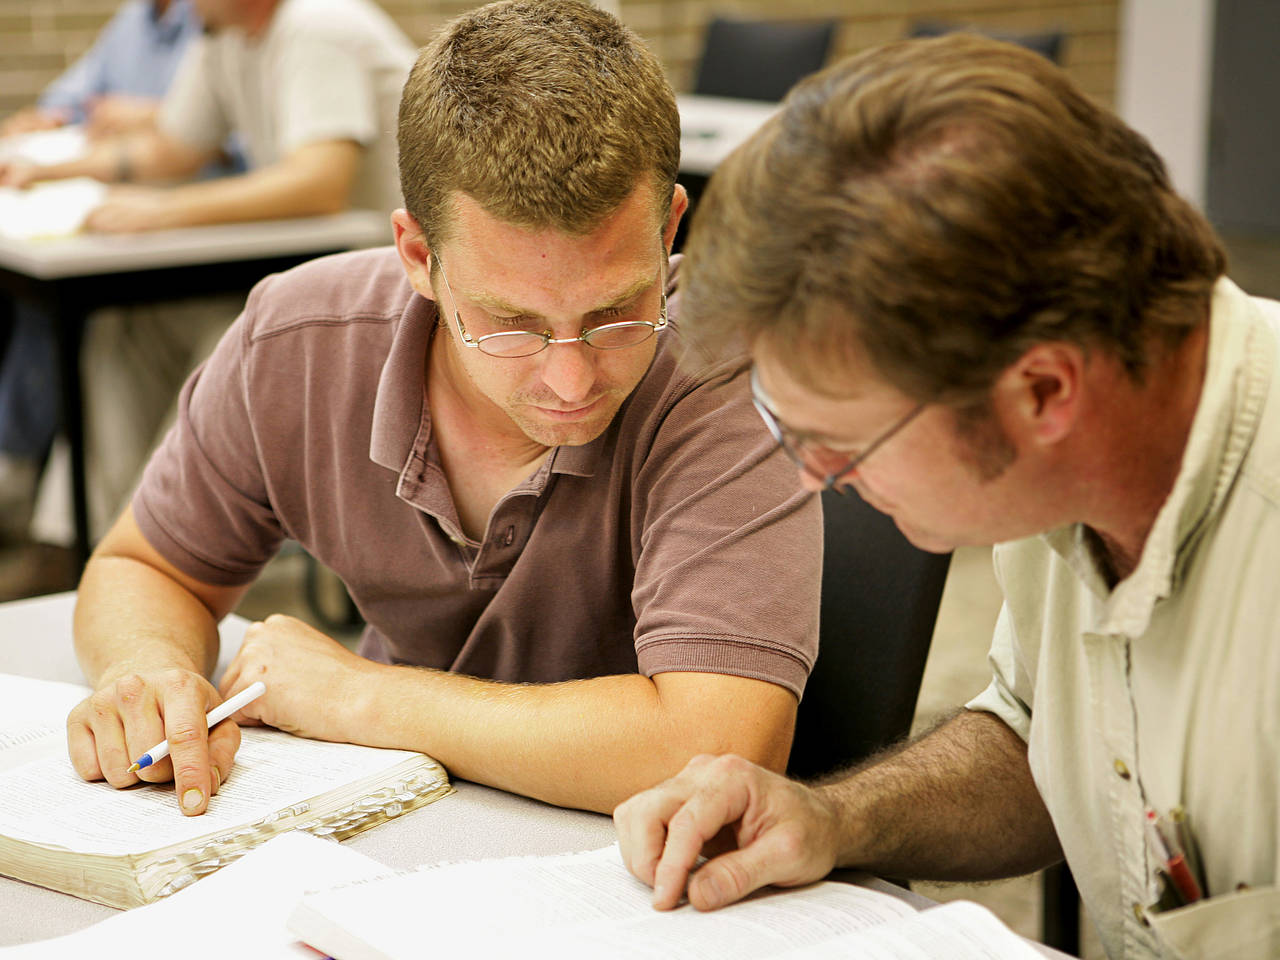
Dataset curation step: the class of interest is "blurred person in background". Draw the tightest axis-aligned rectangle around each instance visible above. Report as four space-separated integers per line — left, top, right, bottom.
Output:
0 0 416 597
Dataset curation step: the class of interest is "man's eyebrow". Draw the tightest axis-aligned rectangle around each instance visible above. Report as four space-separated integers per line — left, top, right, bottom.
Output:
462 271 657 317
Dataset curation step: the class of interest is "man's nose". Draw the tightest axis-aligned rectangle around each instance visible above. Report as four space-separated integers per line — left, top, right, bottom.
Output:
538 342 597 403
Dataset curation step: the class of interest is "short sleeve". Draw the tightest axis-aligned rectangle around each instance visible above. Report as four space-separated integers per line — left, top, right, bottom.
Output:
966 601 1034 741
630 360 822 699
157 39 230 152
274 32 376 154
132 299 285 586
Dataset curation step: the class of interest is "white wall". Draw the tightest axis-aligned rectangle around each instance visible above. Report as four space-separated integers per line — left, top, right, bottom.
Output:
1116 0 1216 208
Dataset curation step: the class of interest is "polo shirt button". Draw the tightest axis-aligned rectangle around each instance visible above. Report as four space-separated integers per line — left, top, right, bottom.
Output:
503 525 515 547
1132 902 1149 926
1113 758 1131 780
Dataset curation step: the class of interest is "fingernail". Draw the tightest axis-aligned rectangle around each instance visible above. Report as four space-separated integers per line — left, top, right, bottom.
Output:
182 788 204 811
212 767 222 793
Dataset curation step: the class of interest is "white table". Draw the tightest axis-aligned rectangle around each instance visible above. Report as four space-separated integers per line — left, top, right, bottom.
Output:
0 210 390 565
677 93 778 177
0 594 1066 957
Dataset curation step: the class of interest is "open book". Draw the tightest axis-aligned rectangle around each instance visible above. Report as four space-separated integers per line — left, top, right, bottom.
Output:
0 673 452 909
288 846 1045 960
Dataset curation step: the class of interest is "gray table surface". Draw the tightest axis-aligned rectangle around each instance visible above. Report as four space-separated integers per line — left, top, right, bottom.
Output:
0 210 390 280
0 593 1062 957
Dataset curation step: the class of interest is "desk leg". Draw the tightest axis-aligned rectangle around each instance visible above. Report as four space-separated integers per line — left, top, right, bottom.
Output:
52 304 90 570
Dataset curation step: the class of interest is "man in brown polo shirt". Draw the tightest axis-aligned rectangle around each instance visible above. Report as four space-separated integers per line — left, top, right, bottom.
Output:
64 0 821 818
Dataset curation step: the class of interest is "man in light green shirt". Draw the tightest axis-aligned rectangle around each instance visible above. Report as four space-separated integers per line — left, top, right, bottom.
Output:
611 33 1280 959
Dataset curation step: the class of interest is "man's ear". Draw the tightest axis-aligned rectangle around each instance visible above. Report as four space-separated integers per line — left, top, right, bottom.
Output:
662 183 689 253
391 208 435 299
994 342 1086 448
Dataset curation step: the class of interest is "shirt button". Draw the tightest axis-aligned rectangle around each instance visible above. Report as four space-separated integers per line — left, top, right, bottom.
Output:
1132 902 1149 926
1113 758 1131 780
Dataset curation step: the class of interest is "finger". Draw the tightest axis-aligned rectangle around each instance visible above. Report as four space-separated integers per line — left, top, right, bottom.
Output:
207 718 241 797
687 832 793 911
85 691 139 787
614 787 690 888
66 705 104 782
652 779 752 910
158 674 217 816
112 674 168 784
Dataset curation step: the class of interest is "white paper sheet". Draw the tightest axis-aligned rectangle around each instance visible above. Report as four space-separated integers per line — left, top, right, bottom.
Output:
0 831 393 959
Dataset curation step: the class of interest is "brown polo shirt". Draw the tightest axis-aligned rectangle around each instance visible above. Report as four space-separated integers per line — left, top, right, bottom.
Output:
133 247 820 696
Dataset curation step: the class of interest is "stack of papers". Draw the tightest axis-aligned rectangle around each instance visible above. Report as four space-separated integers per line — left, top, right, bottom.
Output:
0 178 106 242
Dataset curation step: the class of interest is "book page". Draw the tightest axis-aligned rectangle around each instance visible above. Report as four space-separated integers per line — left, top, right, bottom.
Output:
771 900 1044 960
3 832 394 960
0 674 429 855
0 127 88 166
0 676 89 772
291 846 919 960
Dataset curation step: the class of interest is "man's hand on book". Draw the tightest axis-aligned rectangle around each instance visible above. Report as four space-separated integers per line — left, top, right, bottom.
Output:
66 668 236 816
217 614 379 744
614 753 841 913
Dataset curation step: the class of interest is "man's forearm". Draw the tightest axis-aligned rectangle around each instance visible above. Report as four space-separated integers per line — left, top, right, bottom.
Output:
369 669 791 812
74 555 220 687
822 709 1061 880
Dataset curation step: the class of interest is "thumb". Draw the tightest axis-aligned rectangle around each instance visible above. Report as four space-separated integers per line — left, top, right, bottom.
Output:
686 843 776 911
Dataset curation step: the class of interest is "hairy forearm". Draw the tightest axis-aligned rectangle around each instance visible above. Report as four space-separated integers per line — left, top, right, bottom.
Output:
351 668 792 814
74 555 220 687
821 710 1061 880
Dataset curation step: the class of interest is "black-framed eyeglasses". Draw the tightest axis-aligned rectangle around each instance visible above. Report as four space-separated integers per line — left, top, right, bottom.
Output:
750 366 928 493
434 255 668 359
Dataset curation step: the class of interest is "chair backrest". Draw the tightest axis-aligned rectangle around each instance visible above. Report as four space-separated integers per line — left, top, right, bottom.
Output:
694 16 837 103
907 21 1065 64
787 489 952 780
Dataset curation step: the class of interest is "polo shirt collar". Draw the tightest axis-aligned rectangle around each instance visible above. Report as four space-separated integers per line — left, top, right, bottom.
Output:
1043 278 1273 635
369 292 435 473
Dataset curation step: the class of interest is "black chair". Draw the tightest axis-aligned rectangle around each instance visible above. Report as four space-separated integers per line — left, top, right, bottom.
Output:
694 15 837 104
788 488 951 780
908 21 1066 64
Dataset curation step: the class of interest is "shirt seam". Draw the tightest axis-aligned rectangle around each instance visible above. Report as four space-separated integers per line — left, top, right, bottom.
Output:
636 633 815 671
247 313 398 344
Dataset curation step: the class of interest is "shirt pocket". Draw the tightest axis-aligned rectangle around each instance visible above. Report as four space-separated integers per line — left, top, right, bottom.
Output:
1148 885 1280 959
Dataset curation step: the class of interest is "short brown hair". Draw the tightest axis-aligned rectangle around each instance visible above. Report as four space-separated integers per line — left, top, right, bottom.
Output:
398 0 680 247
683 34 1227 402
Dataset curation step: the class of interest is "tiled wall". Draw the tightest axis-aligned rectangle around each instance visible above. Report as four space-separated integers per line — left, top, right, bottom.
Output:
0 0 1118 120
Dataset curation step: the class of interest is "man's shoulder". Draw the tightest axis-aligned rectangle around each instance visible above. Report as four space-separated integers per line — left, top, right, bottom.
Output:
241 246 412 345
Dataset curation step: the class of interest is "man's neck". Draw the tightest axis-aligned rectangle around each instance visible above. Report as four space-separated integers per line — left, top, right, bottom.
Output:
1078 321 1210 584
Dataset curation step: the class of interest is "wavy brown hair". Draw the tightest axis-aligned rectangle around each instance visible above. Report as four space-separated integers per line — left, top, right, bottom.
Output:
682 33 1226 402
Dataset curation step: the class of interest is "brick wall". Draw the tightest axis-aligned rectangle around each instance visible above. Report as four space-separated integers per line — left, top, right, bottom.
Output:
0 0 1118 120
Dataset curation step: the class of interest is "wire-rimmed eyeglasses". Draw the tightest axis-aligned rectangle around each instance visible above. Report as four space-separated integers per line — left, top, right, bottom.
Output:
434 255 668 359
750 366 928 493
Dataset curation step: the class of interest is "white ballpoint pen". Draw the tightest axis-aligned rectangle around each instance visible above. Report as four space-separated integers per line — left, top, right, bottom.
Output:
127 681 267 773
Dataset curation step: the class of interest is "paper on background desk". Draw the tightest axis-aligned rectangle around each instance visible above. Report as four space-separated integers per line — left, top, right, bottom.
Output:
0 178 106 241
0 832 394 959
0 127 88 166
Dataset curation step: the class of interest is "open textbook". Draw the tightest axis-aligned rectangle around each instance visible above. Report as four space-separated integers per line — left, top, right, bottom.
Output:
288 846 1045 960
0 673 452 909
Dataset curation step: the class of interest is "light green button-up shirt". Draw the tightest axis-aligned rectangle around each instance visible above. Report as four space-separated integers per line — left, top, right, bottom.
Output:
969 278 1280 959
